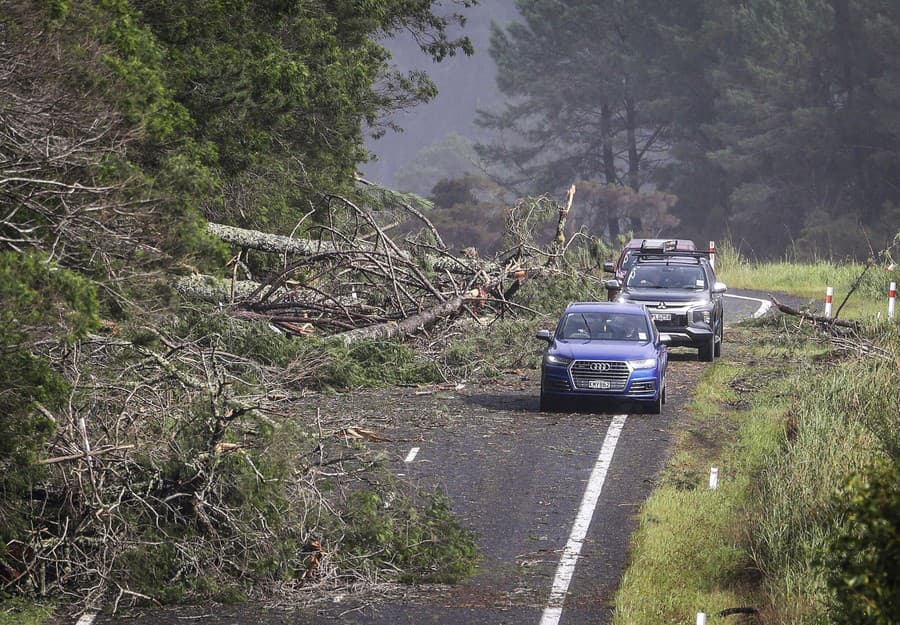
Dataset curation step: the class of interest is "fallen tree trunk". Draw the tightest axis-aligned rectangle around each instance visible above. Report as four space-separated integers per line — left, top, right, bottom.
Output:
770 295 859 329
207 222 343 255
333 295 467 344
175 274 264 303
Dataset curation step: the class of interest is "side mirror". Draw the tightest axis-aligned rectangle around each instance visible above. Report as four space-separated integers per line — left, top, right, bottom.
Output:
535 329 552 343
712 281 727 293
659 333 673 345
603 261 615 273
605 279 621 290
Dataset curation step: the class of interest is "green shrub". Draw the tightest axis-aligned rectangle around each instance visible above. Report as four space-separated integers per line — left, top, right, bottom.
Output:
338 486 480 584
514 268 606 315
823 459 899 625
438 318 541 379
176 307 304 367
313 339 442 389
0 252 99 545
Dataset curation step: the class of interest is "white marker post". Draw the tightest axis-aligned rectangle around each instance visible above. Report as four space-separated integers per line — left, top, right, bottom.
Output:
708 241 716 271
824 286 833 318
697 613 707 625
709 467 719 490
889 282 896 320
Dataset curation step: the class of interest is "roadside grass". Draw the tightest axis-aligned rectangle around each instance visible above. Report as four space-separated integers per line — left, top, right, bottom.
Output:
612 313 899 625
612 327 779 623
715 240 895 319
0 599 55 625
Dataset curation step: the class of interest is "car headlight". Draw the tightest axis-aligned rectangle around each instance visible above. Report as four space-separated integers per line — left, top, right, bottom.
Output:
543 353 573 366
691 308 712 324
628 358 658 370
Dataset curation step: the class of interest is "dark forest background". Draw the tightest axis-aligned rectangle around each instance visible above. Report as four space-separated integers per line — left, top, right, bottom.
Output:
369 0 900 261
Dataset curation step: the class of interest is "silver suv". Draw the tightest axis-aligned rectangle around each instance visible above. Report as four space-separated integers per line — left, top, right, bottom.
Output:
605 252 726 361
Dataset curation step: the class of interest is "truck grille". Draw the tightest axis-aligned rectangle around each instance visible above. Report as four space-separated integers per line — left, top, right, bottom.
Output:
651 313 688 329
571 360 630 391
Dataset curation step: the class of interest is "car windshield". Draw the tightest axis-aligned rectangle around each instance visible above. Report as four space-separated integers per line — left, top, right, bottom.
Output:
626 264 706 289
620 250 638 273
559 312 650 341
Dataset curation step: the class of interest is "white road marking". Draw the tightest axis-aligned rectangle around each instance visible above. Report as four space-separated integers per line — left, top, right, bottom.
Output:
539 414 627 625
724 293 772 318
75 614 96 625
404 447 420 463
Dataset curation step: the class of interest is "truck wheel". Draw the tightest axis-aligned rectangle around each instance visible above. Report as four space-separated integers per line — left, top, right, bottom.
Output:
699 336 715 362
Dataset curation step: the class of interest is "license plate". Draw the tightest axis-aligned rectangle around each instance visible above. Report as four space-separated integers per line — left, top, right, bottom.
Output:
652 313 672 321
588 380 611 389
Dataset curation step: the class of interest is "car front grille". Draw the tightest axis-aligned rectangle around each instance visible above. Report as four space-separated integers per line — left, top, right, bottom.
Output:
571 360 630 391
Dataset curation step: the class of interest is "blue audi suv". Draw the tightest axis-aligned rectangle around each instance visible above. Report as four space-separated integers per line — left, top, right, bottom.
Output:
535 302 670 413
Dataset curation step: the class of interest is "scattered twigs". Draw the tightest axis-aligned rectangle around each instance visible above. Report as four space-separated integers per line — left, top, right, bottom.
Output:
354 174 446 250
771 296 894 361
828 333 894 362
38 445 135 465
6 325 390 608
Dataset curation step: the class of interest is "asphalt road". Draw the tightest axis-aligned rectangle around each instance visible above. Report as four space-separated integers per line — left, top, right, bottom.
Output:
61 290 777 625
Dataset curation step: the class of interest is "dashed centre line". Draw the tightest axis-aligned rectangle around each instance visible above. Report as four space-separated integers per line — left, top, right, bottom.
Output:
404 447 420 463
539 414 627 625
75 614 96 625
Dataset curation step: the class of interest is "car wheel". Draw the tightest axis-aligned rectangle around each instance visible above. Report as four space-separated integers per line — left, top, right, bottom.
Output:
540 393 553 412
661 379 667 404
714 322 723 357
646 392 663 414
699 335 715 362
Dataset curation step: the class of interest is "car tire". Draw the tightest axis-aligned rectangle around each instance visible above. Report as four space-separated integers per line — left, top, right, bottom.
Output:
714 322 723 357
540 393 553 412
699 335 715 362
646 391 663 414
661 379 667 404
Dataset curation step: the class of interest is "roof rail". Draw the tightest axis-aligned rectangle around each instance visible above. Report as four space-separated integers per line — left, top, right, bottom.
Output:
636 249 710 261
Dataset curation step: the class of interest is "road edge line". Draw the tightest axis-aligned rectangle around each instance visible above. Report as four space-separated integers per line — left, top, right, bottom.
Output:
539 413 627 625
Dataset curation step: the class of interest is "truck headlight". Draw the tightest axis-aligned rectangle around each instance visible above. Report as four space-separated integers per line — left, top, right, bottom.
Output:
692 308 712 324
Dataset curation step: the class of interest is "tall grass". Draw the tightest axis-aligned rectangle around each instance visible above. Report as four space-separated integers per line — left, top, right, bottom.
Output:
715 240 896 318
612 317 898 624
749 326 898 623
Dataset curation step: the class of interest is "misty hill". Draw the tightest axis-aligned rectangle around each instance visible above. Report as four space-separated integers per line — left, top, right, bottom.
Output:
362 1 520 191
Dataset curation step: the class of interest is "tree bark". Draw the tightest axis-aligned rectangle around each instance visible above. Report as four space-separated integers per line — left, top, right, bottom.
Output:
600 101 620 240
207 222 343 255
334 295 467 344
548 185 575 269
770 295 859 328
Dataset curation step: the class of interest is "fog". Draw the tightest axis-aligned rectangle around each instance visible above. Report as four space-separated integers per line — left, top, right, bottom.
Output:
362 1 520 192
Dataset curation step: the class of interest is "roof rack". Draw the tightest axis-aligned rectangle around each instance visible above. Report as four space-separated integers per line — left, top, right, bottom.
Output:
634 250 710 264
639 239 694 253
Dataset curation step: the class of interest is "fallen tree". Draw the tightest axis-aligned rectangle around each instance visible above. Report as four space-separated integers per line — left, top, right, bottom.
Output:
184 192 578 343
